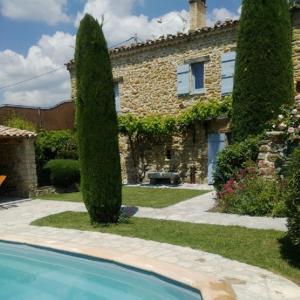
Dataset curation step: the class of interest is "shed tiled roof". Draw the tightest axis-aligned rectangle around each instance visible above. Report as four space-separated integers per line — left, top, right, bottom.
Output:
0 125 37 138
66 19 238 67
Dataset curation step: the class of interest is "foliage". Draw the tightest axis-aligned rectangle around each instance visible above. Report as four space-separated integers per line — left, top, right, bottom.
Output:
118 96 232 136
4 115 36 132
218 166 287 217
33 213 300 284
213 136 260 191
44 160 80 188
35 130 78 185
75 14 122 223
232 0 294 141
285 146 300 250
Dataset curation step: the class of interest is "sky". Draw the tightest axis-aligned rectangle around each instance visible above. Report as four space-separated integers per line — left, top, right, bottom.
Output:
0 0 241 107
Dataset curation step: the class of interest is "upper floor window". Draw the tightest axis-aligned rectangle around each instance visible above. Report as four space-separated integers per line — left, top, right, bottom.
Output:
221 51 236 96
177 60 205 96
113 82 121 113
191 62 204 93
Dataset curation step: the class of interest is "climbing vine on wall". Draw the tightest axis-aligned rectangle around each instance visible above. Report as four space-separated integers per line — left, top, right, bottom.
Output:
117 96 232 183
118 96 232 136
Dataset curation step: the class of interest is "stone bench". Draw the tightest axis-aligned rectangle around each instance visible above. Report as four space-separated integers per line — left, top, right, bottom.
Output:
148 172 180 185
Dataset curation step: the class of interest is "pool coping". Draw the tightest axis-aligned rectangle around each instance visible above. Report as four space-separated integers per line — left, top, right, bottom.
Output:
1 234 236 300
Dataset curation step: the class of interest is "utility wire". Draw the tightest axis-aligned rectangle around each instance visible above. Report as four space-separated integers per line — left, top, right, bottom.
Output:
0 36 139 92
0 66 65 91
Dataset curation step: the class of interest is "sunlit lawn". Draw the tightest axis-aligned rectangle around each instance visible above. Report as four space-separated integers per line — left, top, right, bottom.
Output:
38 187 209 208
33 212 300 285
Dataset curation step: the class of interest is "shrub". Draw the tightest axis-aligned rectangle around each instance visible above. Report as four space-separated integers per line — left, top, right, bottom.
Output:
75 14 122 223
285 146 300 249
232 0 294 141
4 115 36 132
218 167 287 217
44 160 80 188
213 136 260 191
35 130 78 185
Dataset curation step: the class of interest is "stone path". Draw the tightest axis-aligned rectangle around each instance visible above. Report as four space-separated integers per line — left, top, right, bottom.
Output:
0 200 299 299
34 192 287 231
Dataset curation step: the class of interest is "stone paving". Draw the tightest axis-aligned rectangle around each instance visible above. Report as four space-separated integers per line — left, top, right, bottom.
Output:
33 191 287 231
0 198 299 299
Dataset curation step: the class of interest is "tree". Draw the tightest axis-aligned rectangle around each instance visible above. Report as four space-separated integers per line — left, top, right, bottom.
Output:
232 0 294 141
75 14 122 223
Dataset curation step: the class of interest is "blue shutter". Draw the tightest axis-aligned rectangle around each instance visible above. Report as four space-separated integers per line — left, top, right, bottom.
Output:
114 83 121 113
221 52 236 95
177 64 190 96
208 133 226 185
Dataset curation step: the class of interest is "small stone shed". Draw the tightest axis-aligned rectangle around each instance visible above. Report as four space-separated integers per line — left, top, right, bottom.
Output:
0 126 37 198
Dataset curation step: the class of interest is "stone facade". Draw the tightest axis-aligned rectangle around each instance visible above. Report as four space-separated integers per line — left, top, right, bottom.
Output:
67 8 300 184
0 127 37 197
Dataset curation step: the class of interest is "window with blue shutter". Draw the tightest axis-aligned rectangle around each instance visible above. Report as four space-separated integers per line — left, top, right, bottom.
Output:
191 62 204 94
221 51 236 95
177 64 190 96
114 83 121 113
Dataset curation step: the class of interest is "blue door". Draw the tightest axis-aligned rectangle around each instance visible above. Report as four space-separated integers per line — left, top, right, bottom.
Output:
208 133 226 185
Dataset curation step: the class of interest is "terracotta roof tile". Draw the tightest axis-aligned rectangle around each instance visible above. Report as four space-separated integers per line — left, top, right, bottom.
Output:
0 125 37 138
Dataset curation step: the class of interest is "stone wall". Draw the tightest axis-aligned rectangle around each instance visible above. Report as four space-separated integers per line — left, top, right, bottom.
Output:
112 30 237 115
120 118 230 184
0 138 37 197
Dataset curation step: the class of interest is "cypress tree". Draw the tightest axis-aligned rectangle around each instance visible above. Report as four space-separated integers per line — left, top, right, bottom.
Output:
232 0 294 141
75 14 122 223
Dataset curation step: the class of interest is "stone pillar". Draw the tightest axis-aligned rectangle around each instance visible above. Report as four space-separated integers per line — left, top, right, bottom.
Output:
292 5 300 86
66 61 77 101
189 0 206 31
258 132 286 178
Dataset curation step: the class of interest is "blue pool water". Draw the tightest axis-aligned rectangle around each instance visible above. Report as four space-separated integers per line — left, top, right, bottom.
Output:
0 242 202 300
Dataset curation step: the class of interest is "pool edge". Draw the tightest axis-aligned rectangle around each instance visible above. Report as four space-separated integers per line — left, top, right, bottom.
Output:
0 235 236 300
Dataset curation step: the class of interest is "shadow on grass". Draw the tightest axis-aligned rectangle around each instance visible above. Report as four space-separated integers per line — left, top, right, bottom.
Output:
279 235 300 270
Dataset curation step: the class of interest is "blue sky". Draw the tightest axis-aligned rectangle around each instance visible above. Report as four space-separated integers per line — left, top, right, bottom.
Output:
0 0 241 107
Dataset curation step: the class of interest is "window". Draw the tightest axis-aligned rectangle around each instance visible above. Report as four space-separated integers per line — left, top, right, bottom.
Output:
177 61 205 96
221 51 236 95
191 62 204 93
113 83 121 113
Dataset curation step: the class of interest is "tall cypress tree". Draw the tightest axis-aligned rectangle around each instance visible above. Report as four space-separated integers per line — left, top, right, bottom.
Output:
232 0 294 141
75 14 122 223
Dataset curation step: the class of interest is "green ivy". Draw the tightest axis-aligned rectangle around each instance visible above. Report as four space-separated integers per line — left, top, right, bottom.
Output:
118 96 232 136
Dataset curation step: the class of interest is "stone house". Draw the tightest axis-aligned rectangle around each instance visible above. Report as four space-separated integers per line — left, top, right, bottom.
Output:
0 126 37 198
67 0 300 184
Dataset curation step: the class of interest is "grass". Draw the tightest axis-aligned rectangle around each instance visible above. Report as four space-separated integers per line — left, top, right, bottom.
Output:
38 187 209 208
32 212 300 285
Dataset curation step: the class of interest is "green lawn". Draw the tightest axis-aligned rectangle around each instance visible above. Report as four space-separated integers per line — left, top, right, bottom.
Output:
32 212 300 285
38 187 209 208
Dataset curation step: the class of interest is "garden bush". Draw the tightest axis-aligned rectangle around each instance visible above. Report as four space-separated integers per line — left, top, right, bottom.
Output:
218 167 287 217
35 130 78 185
4 115 36 132
285 146 300 249
44 160 80 188
213 136 260 191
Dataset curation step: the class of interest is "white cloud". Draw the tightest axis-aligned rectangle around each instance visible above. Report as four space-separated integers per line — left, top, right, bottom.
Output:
0 0 70 25
75 0 189 45
0 1 241 107
0 32 75 107
207 6 241 26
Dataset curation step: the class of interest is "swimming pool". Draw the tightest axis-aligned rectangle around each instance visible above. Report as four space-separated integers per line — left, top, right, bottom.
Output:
0 241 202 300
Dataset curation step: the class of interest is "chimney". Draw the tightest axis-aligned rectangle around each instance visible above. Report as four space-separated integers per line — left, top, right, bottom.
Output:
189 0 206 31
